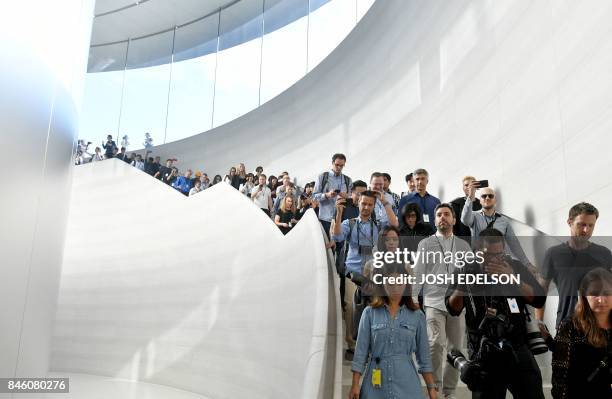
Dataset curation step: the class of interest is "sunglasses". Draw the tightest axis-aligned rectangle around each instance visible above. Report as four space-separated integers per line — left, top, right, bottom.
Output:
481 194 495 199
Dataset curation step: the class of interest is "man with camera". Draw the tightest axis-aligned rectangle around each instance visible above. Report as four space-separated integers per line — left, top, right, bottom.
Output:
313 153 353 238
369 172 399 226
332 190 391 360
445 228 546 399
252 174 273 216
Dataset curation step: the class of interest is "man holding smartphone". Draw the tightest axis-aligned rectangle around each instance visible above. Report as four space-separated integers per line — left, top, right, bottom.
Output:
313 153 353 238
461 182 533 268
369 172 399 227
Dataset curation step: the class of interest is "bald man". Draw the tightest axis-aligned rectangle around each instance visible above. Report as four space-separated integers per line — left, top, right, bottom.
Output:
461 183 533 268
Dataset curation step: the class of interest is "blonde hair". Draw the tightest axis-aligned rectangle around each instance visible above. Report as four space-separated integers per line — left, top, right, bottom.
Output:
462 176 476 183
280 196 295 213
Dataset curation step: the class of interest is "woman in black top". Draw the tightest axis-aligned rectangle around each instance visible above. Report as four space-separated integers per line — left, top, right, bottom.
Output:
398 203 435 253
552 267 612 398
223 167 240 189
211 175 222 185
268 175 279 201
274 196 297 235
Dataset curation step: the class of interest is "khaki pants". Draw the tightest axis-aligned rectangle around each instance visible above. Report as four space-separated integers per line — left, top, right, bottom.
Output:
425 306 465 396
343 277 357 351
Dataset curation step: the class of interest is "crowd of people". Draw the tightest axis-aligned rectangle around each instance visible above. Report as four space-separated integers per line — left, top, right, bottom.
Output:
77 142 611 399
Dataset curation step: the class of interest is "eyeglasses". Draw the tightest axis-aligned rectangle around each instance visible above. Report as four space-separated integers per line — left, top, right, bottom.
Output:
481 194 495 199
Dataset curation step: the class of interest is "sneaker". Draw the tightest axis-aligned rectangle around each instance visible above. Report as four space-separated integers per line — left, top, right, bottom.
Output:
344 349 354 361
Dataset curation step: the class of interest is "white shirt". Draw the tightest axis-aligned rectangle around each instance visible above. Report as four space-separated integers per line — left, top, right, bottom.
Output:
251 185 271 209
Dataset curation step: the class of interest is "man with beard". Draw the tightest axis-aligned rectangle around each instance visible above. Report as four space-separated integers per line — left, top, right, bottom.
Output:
536 202 612 329
413 203 472 399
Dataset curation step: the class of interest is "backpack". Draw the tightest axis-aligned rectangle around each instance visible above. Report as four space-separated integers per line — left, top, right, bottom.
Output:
321 172 350 193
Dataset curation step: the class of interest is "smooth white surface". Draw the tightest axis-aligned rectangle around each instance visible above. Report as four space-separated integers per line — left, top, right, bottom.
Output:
52 160 338 398
0 0 93 386
148 0 612 237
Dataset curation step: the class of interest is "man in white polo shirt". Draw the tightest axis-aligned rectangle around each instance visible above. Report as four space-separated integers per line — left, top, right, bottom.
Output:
252 174 273 217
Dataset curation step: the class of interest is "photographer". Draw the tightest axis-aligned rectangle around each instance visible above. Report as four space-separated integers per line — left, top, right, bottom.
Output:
313 153 353 238
252 174 273 216
445 228 546 399
296 182 319 220
102 135 117 159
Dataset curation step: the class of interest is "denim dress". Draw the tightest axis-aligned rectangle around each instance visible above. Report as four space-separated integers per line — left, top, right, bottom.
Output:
352 305 432 399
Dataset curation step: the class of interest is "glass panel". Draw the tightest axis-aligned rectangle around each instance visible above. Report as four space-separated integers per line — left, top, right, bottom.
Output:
166 13 219 143
308 0 356 71
119 31 174 148
87 41 128 72
260 0 308 104
79 41 127 154
213 0 263 127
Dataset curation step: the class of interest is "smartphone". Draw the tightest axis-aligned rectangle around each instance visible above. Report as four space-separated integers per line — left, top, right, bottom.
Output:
334 189 341 194
345 198 354 207
475 179 489 188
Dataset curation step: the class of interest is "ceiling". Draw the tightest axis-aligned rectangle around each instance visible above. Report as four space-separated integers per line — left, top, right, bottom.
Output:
91 0 239 46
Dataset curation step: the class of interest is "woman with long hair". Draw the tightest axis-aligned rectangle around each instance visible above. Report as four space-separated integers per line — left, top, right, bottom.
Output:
268 175 279 201
349 262 437 399
552 267 612 398
274 195 297 235
223 166 240 189
211 175 222 185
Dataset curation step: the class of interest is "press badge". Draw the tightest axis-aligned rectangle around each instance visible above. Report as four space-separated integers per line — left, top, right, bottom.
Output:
507 298 520 314
372 357 382 388
372 368 382 388
423 214 430 223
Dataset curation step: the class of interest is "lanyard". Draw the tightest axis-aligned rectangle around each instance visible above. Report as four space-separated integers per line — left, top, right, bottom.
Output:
435 235 456 274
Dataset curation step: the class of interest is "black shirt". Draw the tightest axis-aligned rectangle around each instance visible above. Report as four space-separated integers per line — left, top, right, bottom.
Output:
399 222 435 253
450 196 481 242
277 210 295 235
145 162 160 176
445 259 546 353
116 153 130 163
103 140 117 158
158 166 172 182
541 242 612 328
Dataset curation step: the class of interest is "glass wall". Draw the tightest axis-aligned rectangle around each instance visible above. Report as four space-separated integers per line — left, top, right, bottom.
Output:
80 0 376 150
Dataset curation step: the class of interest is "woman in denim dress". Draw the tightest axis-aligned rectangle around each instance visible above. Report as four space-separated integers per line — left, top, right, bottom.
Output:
349 263 437 399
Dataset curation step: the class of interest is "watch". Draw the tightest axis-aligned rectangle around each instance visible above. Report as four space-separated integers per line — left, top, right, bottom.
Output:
426 383 438 390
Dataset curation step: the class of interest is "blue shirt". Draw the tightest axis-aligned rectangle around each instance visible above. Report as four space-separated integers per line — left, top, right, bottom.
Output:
352 305 433 398
313 170 352 222
332 217 388 275
398 191 440 228
172 176 192 194
374 192 398 225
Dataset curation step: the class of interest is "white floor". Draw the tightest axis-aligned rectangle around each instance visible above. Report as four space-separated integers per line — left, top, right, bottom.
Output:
43 373 210 399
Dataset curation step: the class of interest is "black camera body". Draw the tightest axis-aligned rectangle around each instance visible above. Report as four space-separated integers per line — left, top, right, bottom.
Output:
447 298 519 392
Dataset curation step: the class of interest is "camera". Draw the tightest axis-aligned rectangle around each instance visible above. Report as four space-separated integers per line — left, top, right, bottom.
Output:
524 306 548 355
447 298 519 392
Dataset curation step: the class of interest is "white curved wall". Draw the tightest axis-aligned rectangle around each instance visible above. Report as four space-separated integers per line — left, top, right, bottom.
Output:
0 0 94 381
51 160 339 399
150 0 612 237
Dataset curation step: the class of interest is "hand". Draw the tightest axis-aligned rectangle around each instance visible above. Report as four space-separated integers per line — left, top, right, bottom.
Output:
336 197 346 213
291 218 298 224
484 257 513 277
427 388 438 399
326 190 338 199
468 181 479 200
538 321 551 341
325 241 336 250
338 191 348 199
348 385 360 399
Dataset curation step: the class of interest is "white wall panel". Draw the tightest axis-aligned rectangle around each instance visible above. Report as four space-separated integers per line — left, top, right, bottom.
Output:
139 0 612 237
0 0 94 386
51 160 338 399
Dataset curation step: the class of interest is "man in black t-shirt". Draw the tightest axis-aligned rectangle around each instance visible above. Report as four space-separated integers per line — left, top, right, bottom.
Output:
154 159 174 182
536 202 612 329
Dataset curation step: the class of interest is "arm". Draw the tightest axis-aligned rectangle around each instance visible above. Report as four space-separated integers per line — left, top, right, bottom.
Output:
267 192 273 211
504 222 534 269
274 214 286 228
382 199 399 227
445 269 465 316
332 199 345 237
349 308 371 399
461 197 476 228
415 313 437 398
